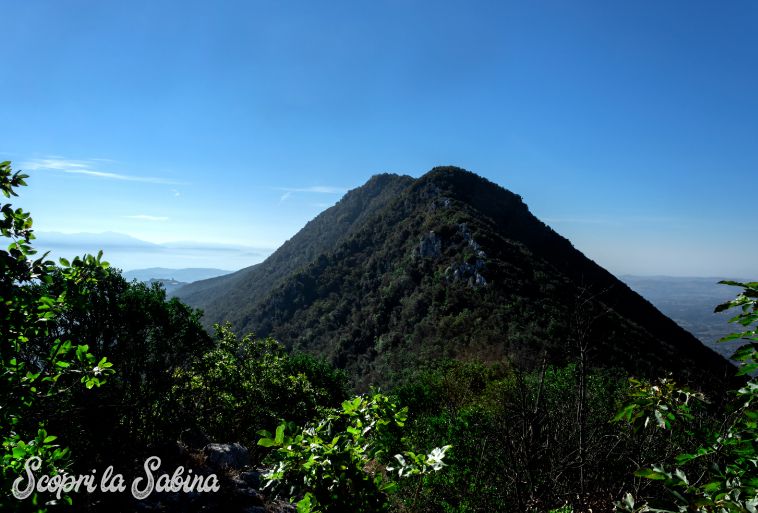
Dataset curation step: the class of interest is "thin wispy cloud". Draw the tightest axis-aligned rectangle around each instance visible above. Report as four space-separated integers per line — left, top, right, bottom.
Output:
21 158 184 185
170 189 181 197
275 185 346 202
274 185 347 194
123 214 169 222
545 215 677 226
544 217 617 225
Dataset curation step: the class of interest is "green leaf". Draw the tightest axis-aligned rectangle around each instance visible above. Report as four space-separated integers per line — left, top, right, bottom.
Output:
622 492 635 510
736 363 758 376
613 403 637 422
275 423 285 445
634 468 666 480
296 493 314 513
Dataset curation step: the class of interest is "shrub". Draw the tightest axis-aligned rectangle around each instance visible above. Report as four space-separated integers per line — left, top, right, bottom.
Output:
258 392 451 513
0 161 113 511
616 280 757 513
172 324 349 449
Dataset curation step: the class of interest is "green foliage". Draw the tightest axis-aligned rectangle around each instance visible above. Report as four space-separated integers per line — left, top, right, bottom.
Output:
390 361 664 512
613 377 705 430
35 270 213 467
258 392 450 513
616 281 758 513
172 324 349 449
283 351 352 411
0 162 113 511
715 280 758 375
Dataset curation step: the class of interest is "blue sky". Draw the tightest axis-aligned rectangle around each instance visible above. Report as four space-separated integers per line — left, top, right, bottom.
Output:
1 0 756 276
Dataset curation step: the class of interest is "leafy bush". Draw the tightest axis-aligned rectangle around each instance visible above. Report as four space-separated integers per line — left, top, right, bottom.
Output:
0 161 113 511
172 324 349 449
27 269 213 470
258 392 451 513
616 280 757 513
392 360 702 512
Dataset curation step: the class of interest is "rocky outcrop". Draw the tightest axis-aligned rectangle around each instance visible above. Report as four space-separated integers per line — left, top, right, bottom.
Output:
445 261 487 288
204 442 250 470
417 231 442 258
458 222 487 259
443 223 487 288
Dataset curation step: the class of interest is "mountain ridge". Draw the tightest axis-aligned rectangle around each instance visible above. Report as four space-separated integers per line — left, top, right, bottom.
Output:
177 167 735 390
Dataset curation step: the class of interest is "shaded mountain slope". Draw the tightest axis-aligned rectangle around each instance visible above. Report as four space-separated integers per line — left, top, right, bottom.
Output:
175 174 414 323
179 167 735 390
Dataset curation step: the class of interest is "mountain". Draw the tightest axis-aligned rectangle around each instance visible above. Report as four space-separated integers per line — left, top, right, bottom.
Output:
176 167 735 390
123 267 232 283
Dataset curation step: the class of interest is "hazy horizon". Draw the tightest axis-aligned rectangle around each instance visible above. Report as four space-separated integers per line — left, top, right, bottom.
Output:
31 222 754 279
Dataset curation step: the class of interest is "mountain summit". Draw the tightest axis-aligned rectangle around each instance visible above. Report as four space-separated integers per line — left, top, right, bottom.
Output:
176 167 734 389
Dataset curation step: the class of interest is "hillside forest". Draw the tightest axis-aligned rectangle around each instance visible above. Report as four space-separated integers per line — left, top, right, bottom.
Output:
1 161 756 513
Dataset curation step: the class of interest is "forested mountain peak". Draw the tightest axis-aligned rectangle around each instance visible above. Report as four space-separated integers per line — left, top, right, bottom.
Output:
177 167 734 390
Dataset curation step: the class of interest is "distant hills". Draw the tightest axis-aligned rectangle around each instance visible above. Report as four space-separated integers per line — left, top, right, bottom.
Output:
175 167 735 390
121 268 232 295
123 267 232 283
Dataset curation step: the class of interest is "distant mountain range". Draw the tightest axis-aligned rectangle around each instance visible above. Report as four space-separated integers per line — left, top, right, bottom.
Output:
123 267 232 283
33 231 272 271
120 268 232 295
175 167 735 390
